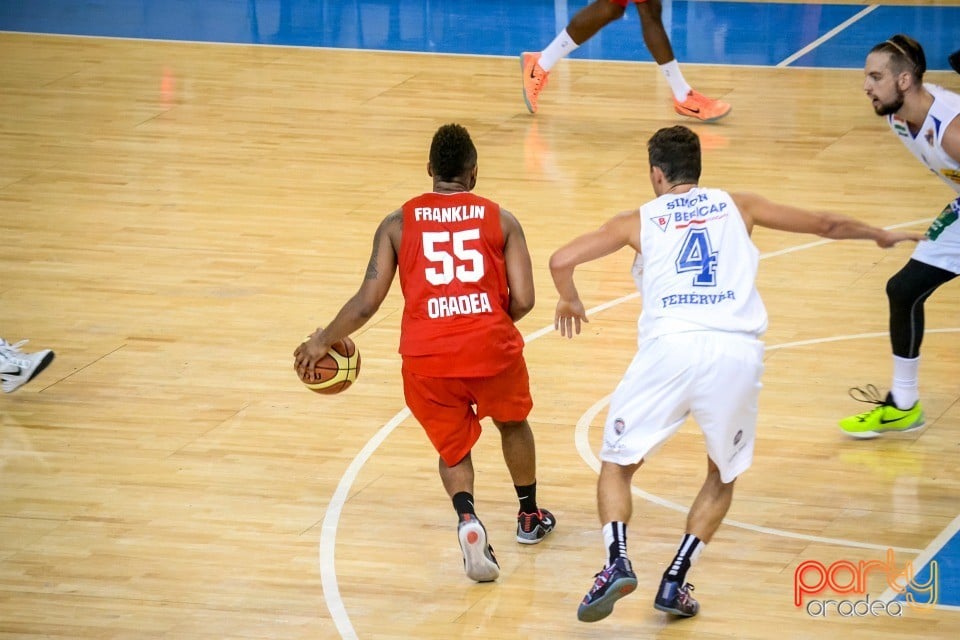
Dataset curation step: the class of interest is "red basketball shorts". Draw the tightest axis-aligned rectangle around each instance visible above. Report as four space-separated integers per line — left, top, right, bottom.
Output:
402 355 533 467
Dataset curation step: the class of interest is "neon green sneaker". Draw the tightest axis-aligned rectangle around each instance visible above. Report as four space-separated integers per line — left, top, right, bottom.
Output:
839 385 925 439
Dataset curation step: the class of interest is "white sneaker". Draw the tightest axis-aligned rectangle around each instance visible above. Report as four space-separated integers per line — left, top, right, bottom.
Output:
0 339 55 393
457 515 500 582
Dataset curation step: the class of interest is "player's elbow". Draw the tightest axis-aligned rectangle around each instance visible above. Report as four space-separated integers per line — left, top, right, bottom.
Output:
351 292 383 320
355 302 380 320
548 250 577 280
818 220 842 239
816 214 855 240
510 292 535 321
548 251 566 275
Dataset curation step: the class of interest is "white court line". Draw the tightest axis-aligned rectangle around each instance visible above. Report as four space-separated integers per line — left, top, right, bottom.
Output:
319 409 411 640
777 5 879 68
320 220 939 637
878 512 960 606
574 380 935 556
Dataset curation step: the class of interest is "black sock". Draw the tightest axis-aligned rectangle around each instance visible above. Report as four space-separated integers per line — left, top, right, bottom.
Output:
662 533 703 584
515 481 537 513
452 491 476 519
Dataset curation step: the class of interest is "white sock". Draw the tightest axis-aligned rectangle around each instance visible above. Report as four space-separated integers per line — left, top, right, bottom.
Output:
891 355 920 409
602 521 628 566
659 59 692 102
539 29 578 72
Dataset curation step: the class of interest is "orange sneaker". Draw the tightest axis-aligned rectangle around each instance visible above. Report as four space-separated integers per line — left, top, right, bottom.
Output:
673 90 731 123
521 52 549 114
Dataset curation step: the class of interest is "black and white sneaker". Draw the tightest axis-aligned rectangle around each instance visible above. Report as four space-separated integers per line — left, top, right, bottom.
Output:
516 508 556 544
0 339 55 393
654 579 699 617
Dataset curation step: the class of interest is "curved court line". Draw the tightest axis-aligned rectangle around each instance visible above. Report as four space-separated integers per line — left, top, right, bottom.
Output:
320 219 936 637
576 377 919 557
320 408 411 640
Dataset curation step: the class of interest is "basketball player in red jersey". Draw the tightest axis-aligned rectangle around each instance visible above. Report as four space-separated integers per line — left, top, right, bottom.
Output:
295 123 555 583
521 0 731 121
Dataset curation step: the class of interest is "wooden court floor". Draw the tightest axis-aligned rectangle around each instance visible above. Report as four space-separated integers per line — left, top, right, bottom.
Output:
1 32 958 638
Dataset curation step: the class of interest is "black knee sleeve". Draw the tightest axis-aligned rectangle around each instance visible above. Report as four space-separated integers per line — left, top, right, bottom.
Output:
886 259 956 358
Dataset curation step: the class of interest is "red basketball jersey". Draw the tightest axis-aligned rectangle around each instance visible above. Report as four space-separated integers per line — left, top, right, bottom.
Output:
398 191 524 376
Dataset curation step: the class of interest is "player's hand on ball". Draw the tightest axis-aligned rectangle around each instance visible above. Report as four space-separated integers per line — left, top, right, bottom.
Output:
294 331 331 380
294 333 361 394
555 298 588 338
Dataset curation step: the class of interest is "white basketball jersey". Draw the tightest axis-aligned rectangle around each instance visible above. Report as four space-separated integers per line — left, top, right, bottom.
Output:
632 187 768 342
886 84 960 195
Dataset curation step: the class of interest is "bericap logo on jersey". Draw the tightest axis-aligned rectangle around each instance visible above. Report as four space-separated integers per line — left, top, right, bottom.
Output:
650 215 671 232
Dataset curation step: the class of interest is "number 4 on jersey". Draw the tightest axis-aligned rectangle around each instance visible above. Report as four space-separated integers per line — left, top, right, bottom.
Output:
675 227 718 286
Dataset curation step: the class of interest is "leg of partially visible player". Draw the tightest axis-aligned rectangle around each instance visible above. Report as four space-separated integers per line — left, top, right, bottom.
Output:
634 0 731 122
839 258 954 437
521 0 626 113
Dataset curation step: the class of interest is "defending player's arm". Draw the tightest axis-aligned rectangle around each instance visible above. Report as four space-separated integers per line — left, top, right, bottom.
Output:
549 210 641 338
294 209 401 376
732 192 923 248
501 208 535 322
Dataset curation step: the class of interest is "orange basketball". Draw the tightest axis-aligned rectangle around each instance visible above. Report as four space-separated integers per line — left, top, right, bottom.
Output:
298 337 361 394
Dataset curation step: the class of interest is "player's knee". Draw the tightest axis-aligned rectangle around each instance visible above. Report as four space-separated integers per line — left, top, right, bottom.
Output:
885 269 914 308
636 0 663 23
597 0 626 22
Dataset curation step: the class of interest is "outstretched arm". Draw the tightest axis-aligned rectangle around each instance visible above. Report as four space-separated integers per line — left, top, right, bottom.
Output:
732 192 923 248
549 210 641 338
294 210 401 378
501 208 535 322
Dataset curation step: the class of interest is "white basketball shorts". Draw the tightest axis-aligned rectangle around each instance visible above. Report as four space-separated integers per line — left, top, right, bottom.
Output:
913 202 960 274
601 330 764 483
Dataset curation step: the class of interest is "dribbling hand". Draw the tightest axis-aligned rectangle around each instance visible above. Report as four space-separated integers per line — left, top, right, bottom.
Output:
294 329 331 379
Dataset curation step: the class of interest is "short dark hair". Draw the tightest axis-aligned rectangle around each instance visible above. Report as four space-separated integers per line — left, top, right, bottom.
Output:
429 123 477 181
647 126 701 184
871 34 926 83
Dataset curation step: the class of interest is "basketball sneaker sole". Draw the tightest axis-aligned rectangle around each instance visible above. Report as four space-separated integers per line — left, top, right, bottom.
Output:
577 577 637 622
458 520 499 582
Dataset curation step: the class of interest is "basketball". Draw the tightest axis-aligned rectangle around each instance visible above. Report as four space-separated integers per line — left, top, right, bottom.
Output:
298 337 361 394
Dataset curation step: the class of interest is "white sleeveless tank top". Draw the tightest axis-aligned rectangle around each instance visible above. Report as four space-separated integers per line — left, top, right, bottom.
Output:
632 187 768 342
886 84 960 195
